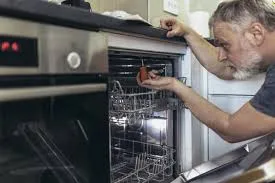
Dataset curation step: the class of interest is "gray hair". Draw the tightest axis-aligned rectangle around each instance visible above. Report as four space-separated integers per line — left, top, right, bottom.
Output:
209 0 275 31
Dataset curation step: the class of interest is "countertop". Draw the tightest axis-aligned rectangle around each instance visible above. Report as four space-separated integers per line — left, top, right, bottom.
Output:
0 0 189 43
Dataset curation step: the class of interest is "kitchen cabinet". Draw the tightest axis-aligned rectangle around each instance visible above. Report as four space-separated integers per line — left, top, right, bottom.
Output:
207 74 265 160
208 72 265 95
208 95 256 159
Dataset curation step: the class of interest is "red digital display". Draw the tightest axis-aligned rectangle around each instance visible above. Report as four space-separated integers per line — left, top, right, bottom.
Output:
11 42 19 52
1 42 10 52
0 35 38 67
0 41 20 52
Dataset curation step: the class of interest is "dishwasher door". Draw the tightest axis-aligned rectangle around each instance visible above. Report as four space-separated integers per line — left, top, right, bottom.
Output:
171 132 275 183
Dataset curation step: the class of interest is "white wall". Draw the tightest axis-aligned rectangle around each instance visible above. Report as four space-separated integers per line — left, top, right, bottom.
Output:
189 0 221 14
88 0 186 27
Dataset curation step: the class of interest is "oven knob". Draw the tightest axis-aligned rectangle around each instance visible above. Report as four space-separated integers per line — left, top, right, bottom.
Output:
67 52 81 69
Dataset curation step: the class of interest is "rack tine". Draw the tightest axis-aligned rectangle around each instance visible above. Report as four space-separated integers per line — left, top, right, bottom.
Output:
144 153 147 168
154 162 156 174
156 159 159 174
159 159 162 173
141 153 144 169
138 154 141 170
142 153 145 168
139 154 142 170
155 160 158 174
135 156 138 170
140 154 143 170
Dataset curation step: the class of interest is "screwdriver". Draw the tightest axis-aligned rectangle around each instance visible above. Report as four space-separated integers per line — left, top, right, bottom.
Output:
140 59 149 82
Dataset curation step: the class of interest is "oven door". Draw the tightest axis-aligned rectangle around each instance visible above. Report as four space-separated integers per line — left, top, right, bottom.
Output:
0 75 110 183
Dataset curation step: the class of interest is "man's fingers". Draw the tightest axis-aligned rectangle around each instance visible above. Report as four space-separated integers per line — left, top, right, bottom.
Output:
137 72 152 87
141 79 152 85
148 70 162 80
142 79 163 86
160 19 170 29
167 29 178 38
148 70 157 77
160 19 175 30
137 71 163 91
150 70 159 74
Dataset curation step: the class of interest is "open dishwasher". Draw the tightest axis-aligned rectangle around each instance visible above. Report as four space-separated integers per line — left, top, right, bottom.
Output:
108 49 185 183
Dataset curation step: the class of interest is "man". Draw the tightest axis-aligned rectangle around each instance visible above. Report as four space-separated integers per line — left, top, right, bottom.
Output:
137 0 275 143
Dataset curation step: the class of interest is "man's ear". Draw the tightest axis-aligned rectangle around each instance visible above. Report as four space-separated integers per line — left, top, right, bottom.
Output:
244 22 265 46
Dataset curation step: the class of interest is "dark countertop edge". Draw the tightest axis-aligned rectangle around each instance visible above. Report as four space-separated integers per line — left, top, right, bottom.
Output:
0 0 100 32
0 0 189 44
0 0 216 46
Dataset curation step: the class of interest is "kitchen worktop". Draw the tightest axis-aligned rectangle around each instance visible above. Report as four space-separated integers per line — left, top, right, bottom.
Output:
0 0 216 46
3 0 228 47
0 0 187 43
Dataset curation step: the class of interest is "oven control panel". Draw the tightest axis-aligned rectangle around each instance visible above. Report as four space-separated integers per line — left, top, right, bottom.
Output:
0 35 38 67
0 16 108 75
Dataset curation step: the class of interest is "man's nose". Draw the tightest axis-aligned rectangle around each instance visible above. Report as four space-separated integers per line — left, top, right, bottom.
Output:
218 48 227 62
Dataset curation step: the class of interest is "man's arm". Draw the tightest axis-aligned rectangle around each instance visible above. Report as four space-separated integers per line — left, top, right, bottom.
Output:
172 79 275 143
159 18 235 80
184 30 235 80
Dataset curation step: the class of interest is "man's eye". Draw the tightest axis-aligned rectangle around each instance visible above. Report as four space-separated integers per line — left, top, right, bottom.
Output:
214 40 221 47
221 44 229 50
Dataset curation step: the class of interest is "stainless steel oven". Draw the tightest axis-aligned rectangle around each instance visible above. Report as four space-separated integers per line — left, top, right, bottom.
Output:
0 16 110 183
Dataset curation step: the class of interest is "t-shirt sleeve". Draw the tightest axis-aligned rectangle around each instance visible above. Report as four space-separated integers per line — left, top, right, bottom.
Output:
250 65 275 117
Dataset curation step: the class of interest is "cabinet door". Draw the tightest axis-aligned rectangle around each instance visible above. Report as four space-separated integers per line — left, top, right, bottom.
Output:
208 95 257 159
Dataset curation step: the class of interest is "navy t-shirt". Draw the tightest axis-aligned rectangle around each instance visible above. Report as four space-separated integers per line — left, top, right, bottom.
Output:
250 64 275 117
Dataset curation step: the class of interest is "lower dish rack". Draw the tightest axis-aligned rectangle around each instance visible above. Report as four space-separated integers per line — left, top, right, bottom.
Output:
111 138 175 183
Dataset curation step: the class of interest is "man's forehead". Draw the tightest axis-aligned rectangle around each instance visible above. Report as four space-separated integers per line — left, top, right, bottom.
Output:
213 22 234 40
213 22 232 33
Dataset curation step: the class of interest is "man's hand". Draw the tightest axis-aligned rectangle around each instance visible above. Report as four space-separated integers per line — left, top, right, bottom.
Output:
137 70 177 91
160 18 235 80
160 17 192 38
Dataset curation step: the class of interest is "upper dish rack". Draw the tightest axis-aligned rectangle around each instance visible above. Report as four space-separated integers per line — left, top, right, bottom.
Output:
109 78 186 125
109 80 169 124
110 80 158 113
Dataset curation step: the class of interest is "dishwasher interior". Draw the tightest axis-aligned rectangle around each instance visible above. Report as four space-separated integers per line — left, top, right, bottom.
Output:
108 49 184 183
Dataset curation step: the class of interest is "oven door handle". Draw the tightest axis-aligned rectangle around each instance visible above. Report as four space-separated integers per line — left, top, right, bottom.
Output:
0 83 107 102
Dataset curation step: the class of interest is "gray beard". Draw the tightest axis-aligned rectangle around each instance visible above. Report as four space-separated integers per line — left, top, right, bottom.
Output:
233 68 260 80
232 39 265 80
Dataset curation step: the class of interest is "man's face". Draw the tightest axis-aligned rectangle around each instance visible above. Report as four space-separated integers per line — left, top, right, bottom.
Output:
213 22 263 80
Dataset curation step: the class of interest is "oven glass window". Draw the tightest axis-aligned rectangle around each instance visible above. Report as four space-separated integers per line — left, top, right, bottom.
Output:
0 91 109 183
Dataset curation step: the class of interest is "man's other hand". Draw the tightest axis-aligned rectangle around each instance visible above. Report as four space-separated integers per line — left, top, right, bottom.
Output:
160 17 192 38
